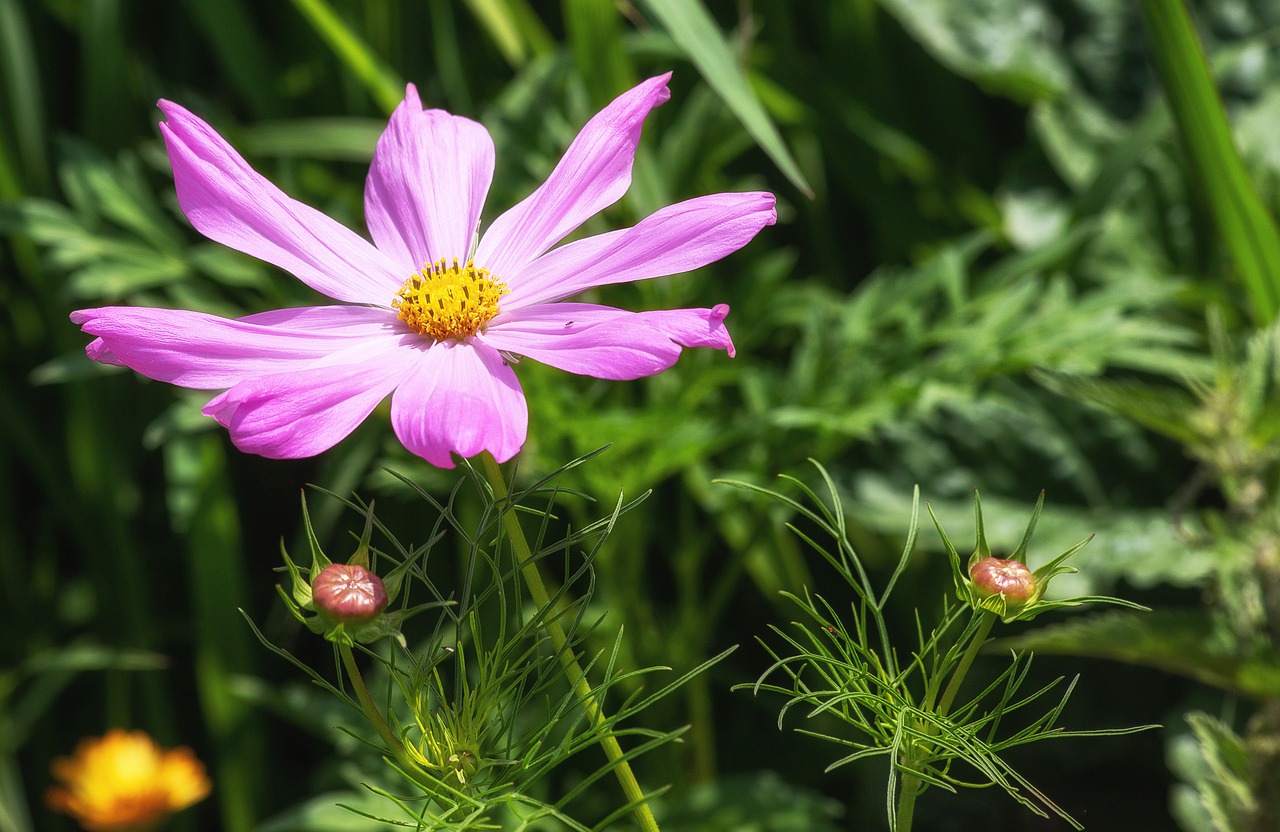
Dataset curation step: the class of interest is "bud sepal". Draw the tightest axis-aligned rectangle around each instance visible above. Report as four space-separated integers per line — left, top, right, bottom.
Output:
930 490 1147 623
276 493 432 647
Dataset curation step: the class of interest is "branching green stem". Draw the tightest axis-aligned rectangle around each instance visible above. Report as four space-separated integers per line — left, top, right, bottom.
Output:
338 641 442 789
895 612 997 830
938 612 997 718
479 452 661 832
895 772 922 832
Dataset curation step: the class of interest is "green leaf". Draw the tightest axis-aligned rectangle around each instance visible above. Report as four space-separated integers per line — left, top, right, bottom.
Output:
1140 0 1280 323
462 0 555 68
0 0 48 192
993 610 1280 699
874 0 1071 103
1033 372 1205 447
1169 712 1254 832
258 791 404 831
636 0 812 196
240 119 385 162
564 0 634 107
660 772 844 832
288 0 404 114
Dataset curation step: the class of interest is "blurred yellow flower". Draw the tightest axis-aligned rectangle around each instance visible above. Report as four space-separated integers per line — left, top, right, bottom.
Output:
46 729 211 831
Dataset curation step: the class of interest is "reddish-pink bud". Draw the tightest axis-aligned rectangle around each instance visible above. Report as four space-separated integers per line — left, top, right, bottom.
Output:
969 557 1036 607
312 563 388 623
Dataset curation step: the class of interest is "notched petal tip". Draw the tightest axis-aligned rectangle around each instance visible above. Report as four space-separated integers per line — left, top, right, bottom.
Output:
84 338 124 366
400 82 423 111
760 192 779 226
644 72 674 106
709 304 735 358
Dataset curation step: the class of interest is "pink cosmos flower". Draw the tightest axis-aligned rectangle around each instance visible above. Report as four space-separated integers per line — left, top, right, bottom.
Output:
71 74 776 467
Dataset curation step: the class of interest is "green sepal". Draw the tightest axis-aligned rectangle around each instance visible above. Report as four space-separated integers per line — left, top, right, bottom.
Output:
300 491 333 577
278 494 442 648
279 537 314 610
927 500 970 606
971 488 993 564
933 489 1145 624
1005 490 1045 566
274 582 311 624
345 499 374 570
319 607 414 650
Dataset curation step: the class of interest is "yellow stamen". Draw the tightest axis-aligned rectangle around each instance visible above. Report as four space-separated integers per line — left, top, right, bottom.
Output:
393 257 508 342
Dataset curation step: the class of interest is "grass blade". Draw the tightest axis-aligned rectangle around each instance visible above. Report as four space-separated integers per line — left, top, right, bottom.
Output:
1140 0 1280 322
637 0 813 196
288 0 404 113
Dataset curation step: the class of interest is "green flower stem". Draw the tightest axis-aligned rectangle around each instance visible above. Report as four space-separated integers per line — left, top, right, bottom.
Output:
479 451 660 832
938 612 997 718
338 643 411 764
896 612 997 831
895 772 922 832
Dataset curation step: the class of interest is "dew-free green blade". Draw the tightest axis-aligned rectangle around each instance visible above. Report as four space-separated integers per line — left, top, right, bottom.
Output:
636 0 813 197
1140 0 1280 323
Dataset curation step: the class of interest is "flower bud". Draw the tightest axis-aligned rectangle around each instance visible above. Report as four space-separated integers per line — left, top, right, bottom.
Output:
312 563 388 623
969 557 1036 609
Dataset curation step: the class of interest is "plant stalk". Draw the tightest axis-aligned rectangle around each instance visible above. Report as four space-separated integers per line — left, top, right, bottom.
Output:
479 451 661 832
1139 0 1280 323
338 644 409 762
895 611 997 829
895 771 922 832
938 612 997 718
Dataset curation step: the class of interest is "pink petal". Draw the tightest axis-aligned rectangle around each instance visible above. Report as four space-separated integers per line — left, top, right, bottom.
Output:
501 192 776 308
474 74 672 278
71 305 403 389
390 341 527 467
365 85 495 272
482 302 734 380
159 100 404 305
205 350 416 458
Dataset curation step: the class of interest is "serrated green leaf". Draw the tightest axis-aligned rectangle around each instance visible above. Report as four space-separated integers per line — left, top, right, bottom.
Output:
1034 371 1204 447
993 610 1280 699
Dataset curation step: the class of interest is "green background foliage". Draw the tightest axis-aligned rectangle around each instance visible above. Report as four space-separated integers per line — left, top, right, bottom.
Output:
5 0 1280 829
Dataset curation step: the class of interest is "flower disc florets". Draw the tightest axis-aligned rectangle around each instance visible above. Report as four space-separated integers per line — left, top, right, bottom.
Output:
393 257 509 342
313 563 388 623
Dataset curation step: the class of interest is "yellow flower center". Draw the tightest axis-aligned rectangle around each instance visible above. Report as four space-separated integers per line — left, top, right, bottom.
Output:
393 258 508 341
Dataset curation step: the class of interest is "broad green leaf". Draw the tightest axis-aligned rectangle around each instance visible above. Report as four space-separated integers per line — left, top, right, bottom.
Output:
258 792 402 831
849 474 1215 591
79 0 130 149
1172 712 1254 832
661 772 844 832
1033 372 1205 447
180 0 279 117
